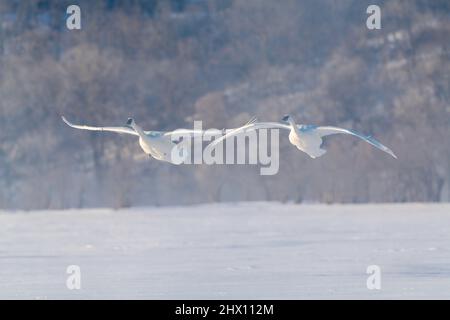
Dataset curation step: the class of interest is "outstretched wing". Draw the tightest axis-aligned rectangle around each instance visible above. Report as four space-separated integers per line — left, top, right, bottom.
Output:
164 117 263 141
62 116 139 136
164 129 223 139
315 126 397 159
206 121 290 149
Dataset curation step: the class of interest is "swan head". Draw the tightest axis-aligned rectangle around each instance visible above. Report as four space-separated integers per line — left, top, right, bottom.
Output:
126 118 134 127
281 115 291 123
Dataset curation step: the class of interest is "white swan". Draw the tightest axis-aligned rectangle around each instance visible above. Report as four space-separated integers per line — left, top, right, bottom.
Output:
62 116 254 164
207 115 397 159
62 117 199 164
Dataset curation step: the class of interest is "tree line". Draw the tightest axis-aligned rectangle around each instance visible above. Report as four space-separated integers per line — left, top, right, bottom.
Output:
0 0 449 209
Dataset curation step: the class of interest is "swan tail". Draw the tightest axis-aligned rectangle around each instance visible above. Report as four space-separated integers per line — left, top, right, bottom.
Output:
308 148 327 159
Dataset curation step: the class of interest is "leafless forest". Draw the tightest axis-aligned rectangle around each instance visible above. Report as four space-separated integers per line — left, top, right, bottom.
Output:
0 0 449 209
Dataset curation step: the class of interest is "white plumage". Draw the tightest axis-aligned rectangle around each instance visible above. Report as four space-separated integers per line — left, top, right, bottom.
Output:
207 115 397 159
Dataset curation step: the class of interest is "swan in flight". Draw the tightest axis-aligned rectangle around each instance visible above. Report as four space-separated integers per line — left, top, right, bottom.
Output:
207 115 397 159
61 116 250 164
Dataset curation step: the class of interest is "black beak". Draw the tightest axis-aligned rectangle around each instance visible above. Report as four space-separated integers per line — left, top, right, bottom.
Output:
281 115 290 122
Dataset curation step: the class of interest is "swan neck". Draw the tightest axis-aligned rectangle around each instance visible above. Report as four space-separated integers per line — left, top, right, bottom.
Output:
131 122 146 138
288 118 297 131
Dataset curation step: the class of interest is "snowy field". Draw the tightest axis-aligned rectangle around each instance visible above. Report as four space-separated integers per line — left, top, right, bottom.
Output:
1 202 450 299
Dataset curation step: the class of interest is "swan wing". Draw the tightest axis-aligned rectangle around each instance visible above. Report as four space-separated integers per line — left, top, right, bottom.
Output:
206 121 290 149
164 118 262 140
315 126 397 159
164 129 224 139
62 116 139 136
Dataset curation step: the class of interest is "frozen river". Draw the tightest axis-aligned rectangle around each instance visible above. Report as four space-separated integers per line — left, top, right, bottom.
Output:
1 202 450 299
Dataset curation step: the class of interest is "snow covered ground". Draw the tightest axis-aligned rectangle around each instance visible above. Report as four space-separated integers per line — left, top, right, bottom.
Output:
1 202 450 299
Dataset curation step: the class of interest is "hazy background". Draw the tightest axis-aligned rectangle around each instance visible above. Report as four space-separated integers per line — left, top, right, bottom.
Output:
0 0 449 210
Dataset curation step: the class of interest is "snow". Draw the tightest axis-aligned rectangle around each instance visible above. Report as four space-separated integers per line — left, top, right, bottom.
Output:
1 202 450 299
